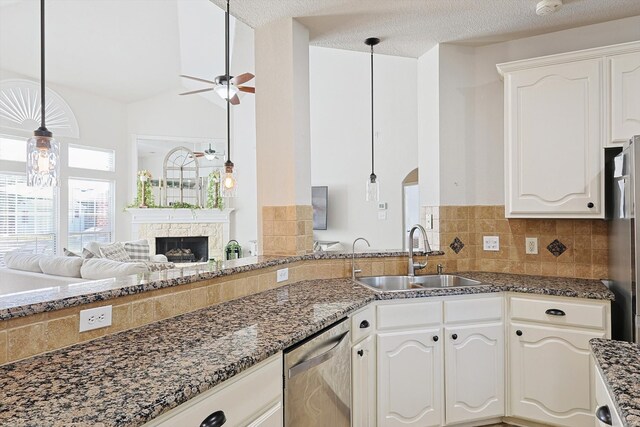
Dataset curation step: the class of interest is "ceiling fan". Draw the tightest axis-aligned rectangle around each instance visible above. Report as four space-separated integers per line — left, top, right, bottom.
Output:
192 143 224 161
179 0 254 105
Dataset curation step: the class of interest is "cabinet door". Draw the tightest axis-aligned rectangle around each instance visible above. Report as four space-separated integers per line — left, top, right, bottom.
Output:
504 59 603 218
509 323 605 426
377 328 442 427
609 52 640 143
352 335 376 427
445 323 504 424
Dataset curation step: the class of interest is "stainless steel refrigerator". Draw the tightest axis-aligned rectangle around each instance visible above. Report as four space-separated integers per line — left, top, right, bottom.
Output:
609 135 640 342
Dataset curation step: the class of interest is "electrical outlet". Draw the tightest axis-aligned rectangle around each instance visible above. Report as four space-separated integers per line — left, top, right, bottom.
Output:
483 236 500 251
276 268 289 283
79 305 112 332
525 237 539 254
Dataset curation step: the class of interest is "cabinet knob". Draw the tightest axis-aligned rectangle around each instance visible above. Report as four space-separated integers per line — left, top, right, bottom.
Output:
359 320 370 329
200 410 226 427
516 330 523 336
357 349 364 357
451 334 458 340
588 202 595 208
595 405 612 425
432 336 439 342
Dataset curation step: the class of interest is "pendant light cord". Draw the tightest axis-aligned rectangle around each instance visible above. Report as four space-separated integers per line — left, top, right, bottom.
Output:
225 0 231 165
370 43 375 178
40 0 46 130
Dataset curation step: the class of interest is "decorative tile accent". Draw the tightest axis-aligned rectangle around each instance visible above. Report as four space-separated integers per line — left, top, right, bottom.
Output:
449 237 465 254
547 239 567 257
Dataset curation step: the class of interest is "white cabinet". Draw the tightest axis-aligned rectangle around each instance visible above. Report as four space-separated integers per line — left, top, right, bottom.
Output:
144 354 283 427
377 328 443 427
352 335 376 427
608 51 640 144
444 323 504 424
501 58 603 218
594 366 624 427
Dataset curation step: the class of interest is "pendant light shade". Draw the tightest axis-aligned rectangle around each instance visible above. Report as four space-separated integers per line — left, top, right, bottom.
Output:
27 0 59 187
222 0 237 197
364 37 380 202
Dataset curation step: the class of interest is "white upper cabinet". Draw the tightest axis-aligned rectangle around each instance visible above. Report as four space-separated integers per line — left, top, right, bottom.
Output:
498 41 640 219
501 58 603 218
608 51 640 144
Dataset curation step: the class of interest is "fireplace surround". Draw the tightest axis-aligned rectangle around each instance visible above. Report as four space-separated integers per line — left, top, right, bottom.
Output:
156 237 208 263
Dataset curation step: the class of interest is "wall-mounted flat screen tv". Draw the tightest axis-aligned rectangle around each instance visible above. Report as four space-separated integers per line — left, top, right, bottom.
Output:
312 186 328 230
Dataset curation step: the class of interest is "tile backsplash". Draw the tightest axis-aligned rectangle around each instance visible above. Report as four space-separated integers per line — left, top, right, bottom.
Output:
423 205 608 279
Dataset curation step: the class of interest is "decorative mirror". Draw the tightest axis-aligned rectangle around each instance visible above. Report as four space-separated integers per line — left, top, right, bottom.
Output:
162 147 201 207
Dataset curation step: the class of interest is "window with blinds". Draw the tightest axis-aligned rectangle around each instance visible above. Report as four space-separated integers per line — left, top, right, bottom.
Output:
68 144 115 172
0 173 57 266
67 179 113 254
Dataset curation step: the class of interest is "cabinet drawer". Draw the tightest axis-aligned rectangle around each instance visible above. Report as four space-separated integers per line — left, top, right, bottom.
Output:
510 296 606 330
444 297 503 324
146 354 282 426
351 305 375 343
377 300 442 330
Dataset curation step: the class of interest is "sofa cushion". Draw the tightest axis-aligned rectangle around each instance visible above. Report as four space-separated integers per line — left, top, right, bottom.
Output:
123 239 150 261
4 251 43 273
80 258 148 280
39 256 83 278
99 242 131 262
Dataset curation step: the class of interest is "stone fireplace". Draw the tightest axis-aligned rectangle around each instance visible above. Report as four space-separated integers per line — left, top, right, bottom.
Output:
127 208 233 262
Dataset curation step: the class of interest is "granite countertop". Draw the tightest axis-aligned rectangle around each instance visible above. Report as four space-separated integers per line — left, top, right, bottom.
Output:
0 272 614 426
0 279 376 427
591 339 640 427
0 250 441 321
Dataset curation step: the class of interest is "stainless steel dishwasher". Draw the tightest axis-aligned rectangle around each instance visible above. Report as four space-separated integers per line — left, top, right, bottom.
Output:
283 318 351 427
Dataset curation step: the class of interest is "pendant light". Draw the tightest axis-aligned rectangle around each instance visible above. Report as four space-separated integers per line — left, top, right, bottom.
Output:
26 0 59 187
221 0 237 197
364 37 380 202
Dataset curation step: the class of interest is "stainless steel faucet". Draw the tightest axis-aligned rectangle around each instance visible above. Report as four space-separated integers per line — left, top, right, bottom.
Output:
352 237 371 280
408 224 431 276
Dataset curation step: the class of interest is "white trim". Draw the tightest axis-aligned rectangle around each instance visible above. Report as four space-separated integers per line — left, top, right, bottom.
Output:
126 208 233 224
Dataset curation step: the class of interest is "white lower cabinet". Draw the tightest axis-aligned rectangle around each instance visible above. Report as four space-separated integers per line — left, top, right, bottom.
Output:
352 335 376 427
509 324 606 426
144 354 283 427
594 365 624 427
377 328 443 427
444 323 504 424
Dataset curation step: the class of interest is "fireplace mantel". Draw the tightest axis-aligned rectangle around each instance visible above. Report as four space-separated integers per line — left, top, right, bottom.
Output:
126 208 234 261
126 208 234 224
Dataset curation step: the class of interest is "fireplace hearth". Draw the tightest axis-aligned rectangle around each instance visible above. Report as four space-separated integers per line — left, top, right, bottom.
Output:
156 237 208 263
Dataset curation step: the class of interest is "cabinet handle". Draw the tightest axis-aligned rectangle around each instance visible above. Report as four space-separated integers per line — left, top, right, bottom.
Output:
545 308 566 316
516 330 523 336
433 336 439 342
357 349 364 357
588 202 595 208
200 410 226 427
359 320 370 329
451 334 458 340
596 405 612 425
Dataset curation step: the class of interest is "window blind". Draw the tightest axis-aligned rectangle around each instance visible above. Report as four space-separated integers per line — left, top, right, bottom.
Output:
0 173 57 266
67 179 113 253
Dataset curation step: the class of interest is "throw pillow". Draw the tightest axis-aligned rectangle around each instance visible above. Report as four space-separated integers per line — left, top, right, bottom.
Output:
63 248 80 257
39 256 83 278
84 241 103 258
123 240 150 261
82 248 95 259
80 258 148 280
99 242 131 262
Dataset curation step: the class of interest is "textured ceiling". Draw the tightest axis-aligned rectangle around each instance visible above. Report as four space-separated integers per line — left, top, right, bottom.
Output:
211 0 640 57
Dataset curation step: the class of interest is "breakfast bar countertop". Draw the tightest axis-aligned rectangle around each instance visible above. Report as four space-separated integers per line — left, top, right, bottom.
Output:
591 338 640 427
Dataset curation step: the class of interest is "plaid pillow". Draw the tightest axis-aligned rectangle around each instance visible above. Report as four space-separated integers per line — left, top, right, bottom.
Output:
123 240 150 261
100 242 131 262
82 248 96 259
63 248 80 257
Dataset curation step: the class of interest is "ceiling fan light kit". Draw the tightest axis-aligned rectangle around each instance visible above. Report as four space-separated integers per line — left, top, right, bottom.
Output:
536 0 563 16
365 37 380 202
26 0 60 188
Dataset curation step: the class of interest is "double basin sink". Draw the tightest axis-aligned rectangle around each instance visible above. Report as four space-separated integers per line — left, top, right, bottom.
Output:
357 274 481 292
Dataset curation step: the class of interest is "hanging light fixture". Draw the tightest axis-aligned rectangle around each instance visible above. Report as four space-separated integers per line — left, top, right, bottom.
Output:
364 37 380 202
27 0 59 187
221 0 237 197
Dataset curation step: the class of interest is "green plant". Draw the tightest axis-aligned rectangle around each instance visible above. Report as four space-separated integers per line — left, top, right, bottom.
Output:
170 202 200 209
128 170 156 208
206 171 224 210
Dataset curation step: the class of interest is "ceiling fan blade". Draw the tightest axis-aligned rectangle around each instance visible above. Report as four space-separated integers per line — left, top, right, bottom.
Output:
180 74 216 85
238 86 255 94
179 87 214 96
231 72 254 85
230 94 240 105
193 152 204 157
